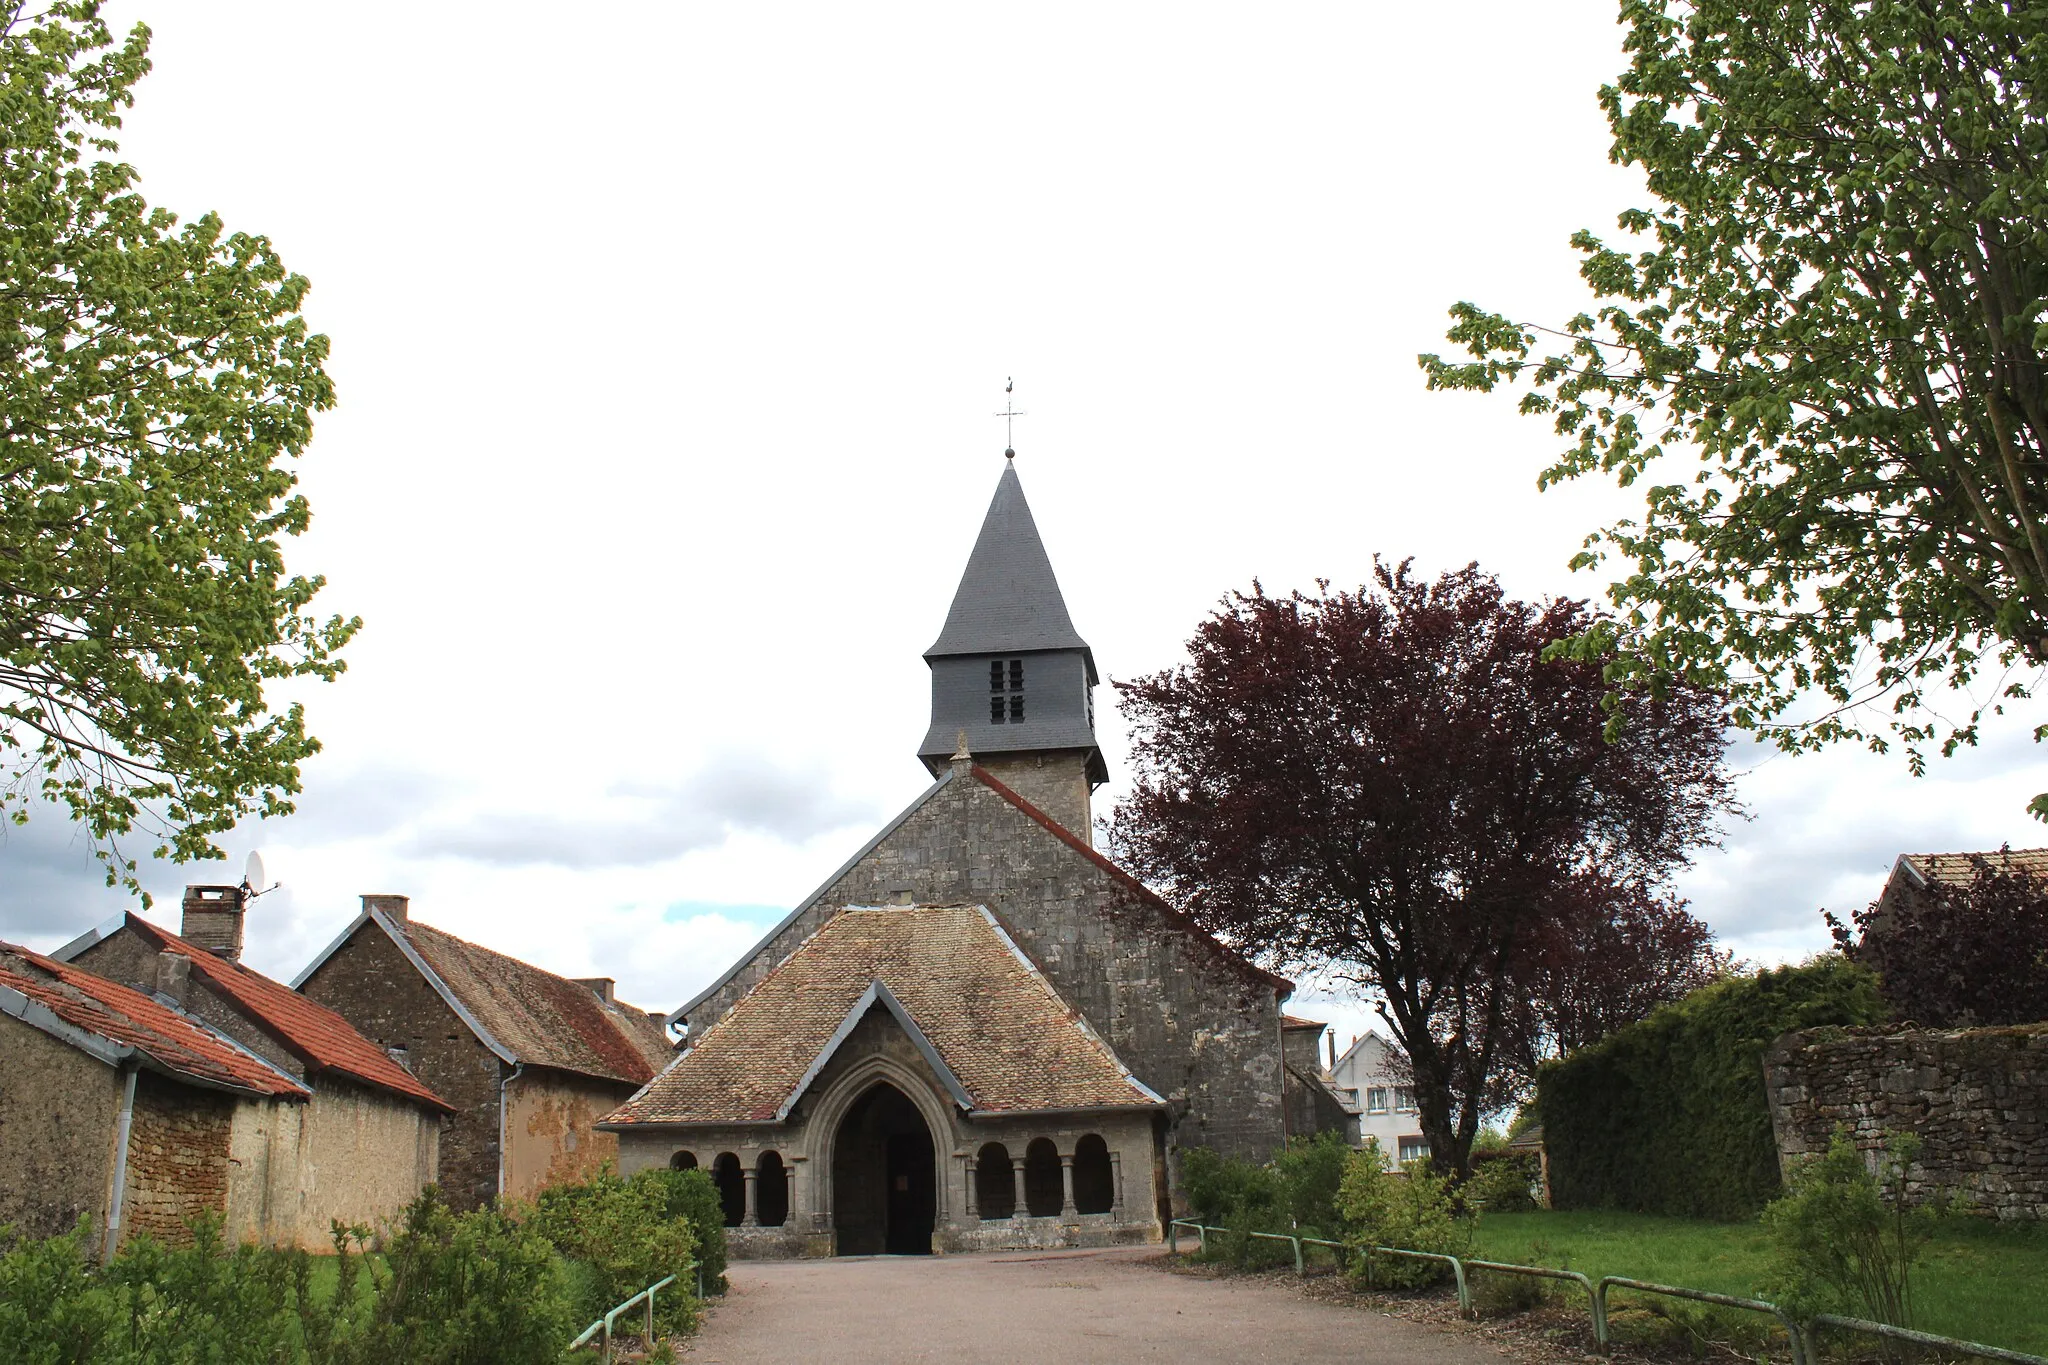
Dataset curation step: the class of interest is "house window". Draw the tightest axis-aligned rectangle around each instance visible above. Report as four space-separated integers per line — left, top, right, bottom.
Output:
1366 1087 1389 1114
989 657 1025 723
1394 1086 1418 1113
1398 1135 1431 1165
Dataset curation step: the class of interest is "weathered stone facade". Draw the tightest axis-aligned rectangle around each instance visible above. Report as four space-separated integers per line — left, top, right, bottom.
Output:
503 1069 634 1203
613 1003 1160 1256
1765 1023 2048 1220
298 925 508 1211
686 768 1289 1173
121 1072 235 1246
0 1014 125 1249
975 750 1094 845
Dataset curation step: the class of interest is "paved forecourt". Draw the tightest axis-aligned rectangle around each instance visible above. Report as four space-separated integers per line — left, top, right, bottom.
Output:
684 1247 1510 1364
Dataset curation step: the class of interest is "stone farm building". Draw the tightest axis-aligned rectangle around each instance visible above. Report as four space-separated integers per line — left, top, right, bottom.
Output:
0 938 441 1257
600 457 1352 1256
291 895 674 1209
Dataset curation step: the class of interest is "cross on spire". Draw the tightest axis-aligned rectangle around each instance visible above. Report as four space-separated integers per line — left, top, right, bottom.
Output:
995 377 1026 458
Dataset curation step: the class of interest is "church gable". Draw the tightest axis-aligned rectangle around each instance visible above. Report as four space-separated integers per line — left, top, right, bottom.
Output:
604 905 1158 1128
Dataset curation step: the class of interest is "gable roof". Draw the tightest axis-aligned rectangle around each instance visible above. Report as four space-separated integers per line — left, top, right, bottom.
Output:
926 462 1095 678
670 763 1289 1027
293 909 672 1087
603 904 1162 1127
63 914 448 1112
1892 847 2048 889
0 943 308 1099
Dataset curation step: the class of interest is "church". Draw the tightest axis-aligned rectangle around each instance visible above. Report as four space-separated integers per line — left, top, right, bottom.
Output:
601 455 1347 1256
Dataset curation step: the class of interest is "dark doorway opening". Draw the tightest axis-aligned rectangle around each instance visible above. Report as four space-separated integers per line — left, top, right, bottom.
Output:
1024 1137 1063 1216
1073 1134 1113 1213
712 1152 744 1227
756 1151 789 1227
832 1082 935 1255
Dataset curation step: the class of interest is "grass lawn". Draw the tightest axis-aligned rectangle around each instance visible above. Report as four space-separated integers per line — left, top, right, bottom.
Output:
1473 1209 2048 1357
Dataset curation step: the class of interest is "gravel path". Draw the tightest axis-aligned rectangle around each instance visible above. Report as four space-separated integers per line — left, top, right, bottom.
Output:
684 1247 1517 1364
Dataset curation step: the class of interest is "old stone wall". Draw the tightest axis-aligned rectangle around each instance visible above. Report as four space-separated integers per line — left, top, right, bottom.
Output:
0 1016 123 1250
1765 1023 2048 1220
975 751 1093 843
502 1068 634 1203
299 925 501 1210
221 1079 439 1251
122 1071 236 1247
690 772 1286 1174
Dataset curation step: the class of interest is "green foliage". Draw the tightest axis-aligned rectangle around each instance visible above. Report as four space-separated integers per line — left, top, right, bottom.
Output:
1538 957 1886 1219
525 1168 698 1336
1467 1154 1540 1213
0 1220 121 1365
1761 1128 1947 1343
0 2 357 892
1178 1135 1349 1270
628 1167 727 1295
1338 1140 1475 1289
1419 0 2048 816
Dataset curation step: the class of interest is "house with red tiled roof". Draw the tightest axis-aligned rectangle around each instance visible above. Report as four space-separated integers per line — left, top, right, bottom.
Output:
0 940 319 1257
52 891 452 1251
288 895 674 1209
1874 846 2048 927
599 458 1346 1257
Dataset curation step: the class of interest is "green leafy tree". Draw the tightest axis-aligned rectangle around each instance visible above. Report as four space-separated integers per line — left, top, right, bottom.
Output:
2 2 356 891
1421 0 2048 811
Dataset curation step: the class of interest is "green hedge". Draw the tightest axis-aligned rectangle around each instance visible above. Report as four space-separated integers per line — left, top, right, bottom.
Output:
1537 956 1886 1220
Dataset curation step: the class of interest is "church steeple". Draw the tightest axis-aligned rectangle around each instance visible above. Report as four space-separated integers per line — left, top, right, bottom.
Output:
919 461 1107 838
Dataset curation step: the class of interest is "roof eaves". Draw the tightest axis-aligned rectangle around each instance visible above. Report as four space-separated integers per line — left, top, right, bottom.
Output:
774 978 976 1121
167 1002 312 1098
0 980 134 1068
49 910 129 964
669 768 959 1028
966 1102 1165 1119
369 911 517 1066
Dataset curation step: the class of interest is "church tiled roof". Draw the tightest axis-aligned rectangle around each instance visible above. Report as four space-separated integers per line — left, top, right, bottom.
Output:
602 904 1160 1127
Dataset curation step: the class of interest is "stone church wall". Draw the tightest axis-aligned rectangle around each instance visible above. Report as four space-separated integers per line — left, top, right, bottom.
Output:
688 769 1288 1180
1765 1023 2048 1220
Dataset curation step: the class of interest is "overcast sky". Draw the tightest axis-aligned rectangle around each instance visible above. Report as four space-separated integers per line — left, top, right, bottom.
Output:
6 2 2044 1050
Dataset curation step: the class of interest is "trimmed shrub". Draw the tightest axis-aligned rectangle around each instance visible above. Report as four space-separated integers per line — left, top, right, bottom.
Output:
1467 1152 1540 1213
630 1166 728 1295
526 1169 697 1337
1178 1133 1350 1269
1538 956 1886 1219
1338 1140 1474 1289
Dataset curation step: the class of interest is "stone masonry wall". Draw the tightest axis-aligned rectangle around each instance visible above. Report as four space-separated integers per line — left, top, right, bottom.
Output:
299 926 501 1210
689 770 1287 1174
502 1068 635 1204
0 1016 123 1250
122 1071 236 1247
1765 1023 2048 1220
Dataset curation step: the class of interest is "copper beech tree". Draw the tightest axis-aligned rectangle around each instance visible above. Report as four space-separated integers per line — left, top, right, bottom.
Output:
1109 561 1734 1177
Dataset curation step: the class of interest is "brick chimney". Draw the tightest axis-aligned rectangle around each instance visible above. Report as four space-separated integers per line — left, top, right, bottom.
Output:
360 894 409 922
180 885 245 961
575 977 615 1006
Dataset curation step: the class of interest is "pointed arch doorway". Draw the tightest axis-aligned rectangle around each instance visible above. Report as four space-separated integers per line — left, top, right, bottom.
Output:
831 1081 935 1255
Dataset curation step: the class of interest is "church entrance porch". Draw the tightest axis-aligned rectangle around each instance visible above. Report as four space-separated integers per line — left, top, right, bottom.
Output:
832 1082 935 1256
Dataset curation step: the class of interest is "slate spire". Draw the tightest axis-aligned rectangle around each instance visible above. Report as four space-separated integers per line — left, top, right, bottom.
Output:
924 462 1095 677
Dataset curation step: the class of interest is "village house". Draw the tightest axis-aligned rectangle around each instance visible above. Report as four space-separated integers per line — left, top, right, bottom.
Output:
291 895 674 1209
1282 1015 1362 1145
0 939 435 1257
1330 1029 1431 1167
599 457 1350 1256
1873 846 2048 923
40 891 449 1251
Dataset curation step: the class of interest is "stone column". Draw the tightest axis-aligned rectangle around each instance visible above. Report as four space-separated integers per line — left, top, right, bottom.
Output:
962 1154 978 1218
788 1156 808 1229
741 1166 759 1227
1059 1153 1077 1216
1109 1150 1124 1216
1011 1156 1029 1218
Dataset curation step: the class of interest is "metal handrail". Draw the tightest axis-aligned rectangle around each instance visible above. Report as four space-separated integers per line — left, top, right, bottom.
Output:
569 1272 681 1361
1596 1276 1808 1365
1465 1259 1605 1348
1809 1313 2048 1365
1362 1244 1471 1315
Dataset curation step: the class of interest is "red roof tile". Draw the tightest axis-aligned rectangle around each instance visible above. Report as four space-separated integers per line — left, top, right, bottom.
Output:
0 944 307 1098
115 916 449 1112
604 904 1160 1126
392 918 672 1086
968 765 1294 994
1903 848 2048 885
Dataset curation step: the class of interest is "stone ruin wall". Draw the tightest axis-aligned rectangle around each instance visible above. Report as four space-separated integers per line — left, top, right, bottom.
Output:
1764 1023 2048 1220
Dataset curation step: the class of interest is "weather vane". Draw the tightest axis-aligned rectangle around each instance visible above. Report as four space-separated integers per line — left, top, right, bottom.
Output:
995 377 1026 458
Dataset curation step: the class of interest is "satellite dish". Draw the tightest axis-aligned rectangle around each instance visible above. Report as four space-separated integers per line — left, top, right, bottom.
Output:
242 850 269 900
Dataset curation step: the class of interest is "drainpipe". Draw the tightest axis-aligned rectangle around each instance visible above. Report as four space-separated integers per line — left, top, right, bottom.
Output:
104 1065 139 1263
497 1062 524 1202
1276 989 1289 1146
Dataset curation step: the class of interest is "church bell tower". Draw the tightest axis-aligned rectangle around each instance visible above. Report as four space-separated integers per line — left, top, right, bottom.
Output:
919 457 1107 841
